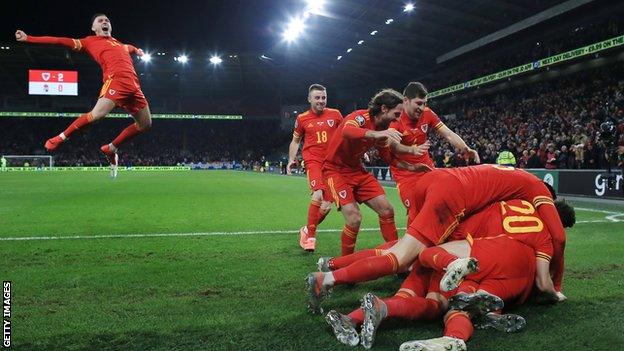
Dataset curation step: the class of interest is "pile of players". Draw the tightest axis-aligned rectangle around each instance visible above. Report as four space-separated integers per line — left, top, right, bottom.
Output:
287 83 573 350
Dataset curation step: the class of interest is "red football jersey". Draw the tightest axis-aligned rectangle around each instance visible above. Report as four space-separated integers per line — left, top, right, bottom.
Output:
293 108 343 163
27 35 140 82
389 108 443 182
456 199 554 260
324 109 388 171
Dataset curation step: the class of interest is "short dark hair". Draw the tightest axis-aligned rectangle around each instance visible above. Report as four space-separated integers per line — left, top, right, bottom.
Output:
309 84 326 94
368 89 404 116
403 82 428 99
91 13 108 24
543 182 557 200
554 200 576 228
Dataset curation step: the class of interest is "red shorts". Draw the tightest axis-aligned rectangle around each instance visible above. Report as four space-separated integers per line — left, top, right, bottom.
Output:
396 174 426 224
405 172 467 246
469 236 535 305
324 168 385 208
306 161 326 193
99 75 148 115
396 262 432 298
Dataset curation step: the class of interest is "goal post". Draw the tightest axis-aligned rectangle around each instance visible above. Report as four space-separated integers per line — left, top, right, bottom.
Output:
1 155 53 169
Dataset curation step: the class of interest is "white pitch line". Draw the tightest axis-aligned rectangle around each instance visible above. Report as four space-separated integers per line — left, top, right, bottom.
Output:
0 217 620 242
0 227 405 242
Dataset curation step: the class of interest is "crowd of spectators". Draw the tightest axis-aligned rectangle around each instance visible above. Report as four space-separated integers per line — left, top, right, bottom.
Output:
0 117 291 167
427 62 624 170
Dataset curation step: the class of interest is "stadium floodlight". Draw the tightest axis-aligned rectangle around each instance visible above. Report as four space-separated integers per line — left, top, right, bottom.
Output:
140 53 152 62
337 55 342 60
283 18 305 42
346 48 352 53
403 3 415 12
357 40 364 45
385 18 394 24
175 55 189 63
305 0 325 15
209 55 223 65
370 30 378 35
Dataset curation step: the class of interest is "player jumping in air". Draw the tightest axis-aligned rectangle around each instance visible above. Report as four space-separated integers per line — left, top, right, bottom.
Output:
15 14 152 177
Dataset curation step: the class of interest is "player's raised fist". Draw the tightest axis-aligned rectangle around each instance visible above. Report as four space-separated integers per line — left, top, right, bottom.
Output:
136 48 145 57
15 30 27 41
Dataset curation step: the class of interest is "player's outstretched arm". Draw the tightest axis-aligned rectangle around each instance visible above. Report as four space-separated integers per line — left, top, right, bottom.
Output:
534 258 563 303
126 44 144 57
16 30 81 50
436 125 480 163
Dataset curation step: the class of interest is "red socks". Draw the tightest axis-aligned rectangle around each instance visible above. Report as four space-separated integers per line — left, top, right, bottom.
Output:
62 112 93 138
341 224 360 255
111 123 143 148
307 200 321 238
347 308 364 325
333 253 399 284
379 213 398 242
419 247 458 271
385 296 442 321
444 311 473 341
328 249 381 270
347 295 442 325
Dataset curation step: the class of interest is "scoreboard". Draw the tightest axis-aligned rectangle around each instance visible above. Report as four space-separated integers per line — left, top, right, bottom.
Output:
28 70 78 96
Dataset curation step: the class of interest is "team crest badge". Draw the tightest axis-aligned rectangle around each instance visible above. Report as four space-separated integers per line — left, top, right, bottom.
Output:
421 124 428 133
404 199 410 207
327 119 335 127
355 115 366 127
339 190 347 199
41 72 51 81
310 180 316 187
109 89 116 96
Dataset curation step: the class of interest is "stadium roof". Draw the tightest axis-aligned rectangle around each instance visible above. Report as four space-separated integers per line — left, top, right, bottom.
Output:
1 0 618 108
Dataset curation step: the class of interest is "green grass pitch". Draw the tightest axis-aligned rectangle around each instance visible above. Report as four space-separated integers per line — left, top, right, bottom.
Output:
1 170 623 350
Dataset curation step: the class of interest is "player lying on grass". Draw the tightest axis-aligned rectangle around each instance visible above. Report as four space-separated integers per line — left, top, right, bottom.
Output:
16 14 152 177
322 199 575 348
306 165 569 313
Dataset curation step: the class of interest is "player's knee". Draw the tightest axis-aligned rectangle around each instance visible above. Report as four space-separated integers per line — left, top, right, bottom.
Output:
311 190 323 202
138 118 152 131
90 110 106 121
346 212 362 227
378 205 394 217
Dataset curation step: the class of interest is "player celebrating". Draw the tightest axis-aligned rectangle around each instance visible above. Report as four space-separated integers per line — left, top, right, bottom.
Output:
287 84 343 252
306 164 568 313
391 82 479 223
322 89 432 257
15 14 152 177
